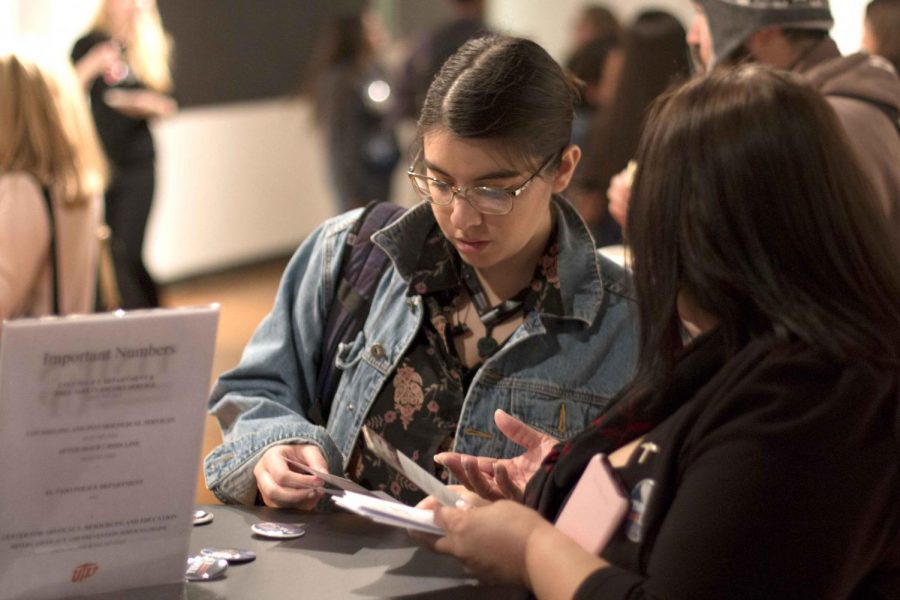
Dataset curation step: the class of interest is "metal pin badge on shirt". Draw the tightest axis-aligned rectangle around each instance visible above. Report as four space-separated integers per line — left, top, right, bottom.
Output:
185 555 228 581
193 509 213 526
251 521 306 539
625 479 656 543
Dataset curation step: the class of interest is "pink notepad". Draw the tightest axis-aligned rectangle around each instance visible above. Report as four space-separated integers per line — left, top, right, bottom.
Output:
554 453 629 554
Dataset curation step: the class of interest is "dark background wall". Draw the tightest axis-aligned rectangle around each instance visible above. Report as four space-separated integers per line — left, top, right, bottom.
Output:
158 0 365 107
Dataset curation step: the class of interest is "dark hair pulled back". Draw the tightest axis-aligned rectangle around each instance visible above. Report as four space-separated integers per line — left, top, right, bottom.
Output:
417 34 579 168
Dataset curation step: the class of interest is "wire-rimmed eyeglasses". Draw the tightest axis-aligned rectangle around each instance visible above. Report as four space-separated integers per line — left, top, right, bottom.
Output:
407 151 558 216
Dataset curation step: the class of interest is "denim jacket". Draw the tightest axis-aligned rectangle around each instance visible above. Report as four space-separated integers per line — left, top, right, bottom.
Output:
205 198 638 504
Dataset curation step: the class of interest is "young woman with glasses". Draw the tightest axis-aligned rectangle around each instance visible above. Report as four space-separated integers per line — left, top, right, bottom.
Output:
205 34 639 508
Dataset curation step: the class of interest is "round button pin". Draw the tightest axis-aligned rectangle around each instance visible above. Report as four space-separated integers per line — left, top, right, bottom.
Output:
201 547 256 564
193 509 213 526
185 555 228 581
251 521 306 539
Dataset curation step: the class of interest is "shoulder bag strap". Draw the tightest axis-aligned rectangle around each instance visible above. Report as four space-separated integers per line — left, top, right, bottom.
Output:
310 201 406 426
40 186 61 315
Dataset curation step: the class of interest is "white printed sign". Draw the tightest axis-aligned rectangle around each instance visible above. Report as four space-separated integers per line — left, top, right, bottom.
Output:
0 307 219 599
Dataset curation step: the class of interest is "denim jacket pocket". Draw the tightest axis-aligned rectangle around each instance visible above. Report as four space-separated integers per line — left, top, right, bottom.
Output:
334 330 367 370
506 384 612 452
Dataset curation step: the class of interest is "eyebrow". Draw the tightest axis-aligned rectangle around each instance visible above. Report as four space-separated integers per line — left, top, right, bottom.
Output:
423 159 521 183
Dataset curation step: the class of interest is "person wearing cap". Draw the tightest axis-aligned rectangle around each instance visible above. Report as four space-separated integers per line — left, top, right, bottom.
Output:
689 0 900 238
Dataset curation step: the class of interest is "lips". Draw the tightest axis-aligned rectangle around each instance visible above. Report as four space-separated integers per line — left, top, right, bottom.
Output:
454 238 489 254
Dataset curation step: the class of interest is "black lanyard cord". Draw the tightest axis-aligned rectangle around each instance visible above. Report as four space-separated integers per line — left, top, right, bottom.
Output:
459 262 529 359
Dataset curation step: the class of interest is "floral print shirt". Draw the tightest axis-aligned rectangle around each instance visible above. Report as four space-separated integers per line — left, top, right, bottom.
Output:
348 223 564 504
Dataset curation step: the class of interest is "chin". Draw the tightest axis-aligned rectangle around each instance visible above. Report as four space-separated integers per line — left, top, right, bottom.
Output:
458 252 501 272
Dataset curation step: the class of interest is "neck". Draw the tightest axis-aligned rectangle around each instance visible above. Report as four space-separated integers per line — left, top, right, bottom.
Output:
472 211 554 304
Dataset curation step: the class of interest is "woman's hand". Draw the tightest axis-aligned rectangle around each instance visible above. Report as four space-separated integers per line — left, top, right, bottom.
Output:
435 409 558 501
73 41 121 89
434 500 611 598
607 160 637 230
410 486 489 548
253 443 329 509
432 500 553 587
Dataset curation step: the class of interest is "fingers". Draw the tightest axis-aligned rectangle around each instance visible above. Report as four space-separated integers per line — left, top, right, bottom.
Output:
494 409 547 450
255 467 321 509
435 452 476 491
606 169 632 229
292 444 329 472
431 506 461 555
462 455 502 500
494 463 524 502
253 444 328 509
415 495 441 511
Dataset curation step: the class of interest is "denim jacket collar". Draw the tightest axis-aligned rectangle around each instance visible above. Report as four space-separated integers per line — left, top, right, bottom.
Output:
373 196 605 327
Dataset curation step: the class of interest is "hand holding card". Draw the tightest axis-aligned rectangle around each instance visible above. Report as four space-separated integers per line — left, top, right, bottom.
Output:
361 426 462 507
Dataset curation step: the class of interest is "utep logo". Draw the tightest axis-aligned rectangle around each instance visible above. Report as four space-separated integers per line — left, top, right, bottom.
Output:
72 562 99 583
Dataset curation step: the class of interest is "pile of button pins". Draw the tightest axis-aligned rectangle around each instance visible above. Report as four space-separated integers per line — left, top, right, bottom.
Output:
187 509 305 582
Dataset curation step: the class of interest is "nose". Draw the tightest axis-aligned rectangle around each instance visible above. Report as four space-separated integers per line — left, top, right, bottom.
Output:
448 192 482 230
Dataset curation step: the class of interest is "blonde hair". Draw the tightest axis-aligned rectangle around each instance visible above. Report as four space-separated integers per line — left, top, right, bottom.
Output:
0 54 108 207
93 0 174 93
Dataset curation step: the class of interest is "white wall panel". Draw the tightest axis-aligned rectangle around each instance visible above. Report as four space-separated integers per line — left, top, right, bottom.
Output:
146 99 336 281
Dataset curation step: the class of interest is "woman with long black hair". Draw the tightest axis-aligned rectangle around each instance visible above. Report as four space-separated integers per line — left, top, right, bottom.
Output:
429 65 900 599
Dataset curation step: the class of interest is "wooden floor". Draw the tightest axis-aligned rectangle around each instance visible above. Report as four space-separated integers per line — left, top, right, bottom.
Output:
161 256 289 504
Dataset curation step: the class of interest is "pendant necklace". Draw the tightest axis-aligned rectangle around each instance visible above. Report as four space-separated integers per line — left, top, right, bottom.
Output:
459 262 530 359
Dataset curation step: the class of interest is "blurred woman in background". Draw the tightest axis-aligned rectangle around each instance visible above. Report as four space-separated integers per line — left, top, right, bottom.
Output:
565 36 622 158
307 10 399 212
0 54 107 323
863 0 900 74
573 10 690 247
72 0 176 309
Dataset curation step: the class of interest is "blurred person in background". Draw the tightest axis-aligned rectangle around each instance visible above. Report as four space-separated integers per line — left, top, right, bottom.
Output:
564 6 622 164
307 9 400 212
72 0 176 309
574 10 690 247
689 0 900 238
608 0 900 241
863 0 900 74
394 0 491 122
0 54 107 324
570 4 621 51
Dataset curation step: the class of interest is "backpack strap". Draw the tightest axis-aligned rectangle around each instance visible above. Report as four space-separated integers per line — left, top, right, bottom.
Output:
825 91 900 134
311 201 406 426
41 186 61 315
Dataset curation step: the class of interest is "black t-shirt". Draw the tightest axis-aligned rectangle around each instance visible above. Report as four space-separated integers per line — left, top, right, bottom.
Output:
530 331 900 599
71 32 155 167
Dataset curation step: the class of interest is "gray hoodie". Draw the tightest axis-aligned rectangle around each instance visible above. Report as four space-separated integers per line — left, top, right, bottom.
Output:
798 38 900 236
